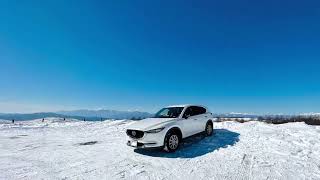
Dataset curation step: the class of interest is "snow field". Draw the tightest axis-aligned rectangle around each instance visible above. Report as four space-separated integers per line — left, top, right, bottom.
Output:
0 119 319 180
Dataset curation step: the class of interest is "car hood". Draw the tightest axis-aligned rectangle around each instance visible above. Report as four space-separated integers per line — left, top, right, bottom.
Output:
127 118 176 131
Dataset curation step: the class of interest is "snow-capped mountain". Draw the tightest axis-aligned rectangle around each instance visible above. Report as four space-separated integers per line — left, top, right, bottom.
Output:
57 109 153 119
213 112 259 118
0 110 153 121
1 110 319 121
0 112 67 121
299 112 320 116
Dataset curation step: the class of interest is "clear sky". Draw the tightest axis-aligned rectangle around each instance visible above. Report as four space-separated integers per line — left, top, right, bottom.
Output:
1 0 320 114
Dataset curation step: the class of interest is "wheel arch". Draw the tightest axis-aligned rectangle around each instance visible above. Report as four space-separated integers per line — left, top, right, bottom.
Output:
165 126 183 140
206 119 213 125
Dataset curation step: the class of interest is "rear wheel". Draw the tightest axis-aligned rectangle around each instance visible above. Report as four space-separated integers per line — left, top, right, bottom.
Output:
164 131 180 152
205 122 213 136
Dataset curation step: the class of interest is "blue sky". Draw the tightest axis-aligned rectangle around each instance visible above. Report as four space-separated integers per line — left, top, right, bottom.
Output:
1 0 320 113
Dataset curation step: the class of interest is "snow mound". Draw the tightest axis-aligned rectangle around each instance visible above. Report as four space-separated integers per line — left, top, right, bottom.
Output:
0 119 319 179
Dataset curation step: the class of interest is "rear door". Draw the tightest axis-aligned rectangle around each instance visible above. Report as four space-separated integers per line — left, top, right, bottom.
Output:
191 106 208 133
180 107 198 137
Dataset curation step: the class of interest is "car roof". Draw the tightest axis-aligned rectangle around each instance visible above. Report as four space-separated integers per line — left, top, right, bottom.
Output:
167 104 208 109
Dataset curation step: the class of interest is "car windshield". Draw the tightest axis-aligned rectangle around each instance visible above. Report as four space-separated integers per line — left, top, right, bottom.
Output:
154 107 184 118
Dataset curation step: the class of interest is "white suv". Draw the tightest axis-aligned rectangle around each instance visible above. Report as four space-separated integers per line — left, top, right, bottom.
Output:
126 105 214 152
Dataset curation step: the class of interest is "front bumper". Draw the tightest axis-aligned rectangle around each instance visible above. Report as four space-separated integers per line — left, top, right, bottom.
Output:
127 140 159 148
126 129 167 148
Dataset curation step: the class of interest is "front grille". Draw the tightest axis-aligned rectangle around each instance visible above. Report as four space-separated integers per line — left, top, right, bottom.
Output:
126 129 144 139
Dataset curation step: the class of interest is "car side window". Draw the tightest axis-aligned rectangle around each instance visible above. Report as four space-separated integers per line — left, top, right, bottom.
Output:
192 106 207 116
183 107 194 118
183 106 207 118
198 107 206 115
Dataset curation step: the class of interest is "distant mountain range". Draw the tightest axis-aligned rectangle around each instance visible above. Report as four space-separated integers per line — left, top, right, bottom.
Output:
0 112 69 121
57 109 153 120
0 110 319 121
213 112 320 118
213 113 259 118
0 109 153 121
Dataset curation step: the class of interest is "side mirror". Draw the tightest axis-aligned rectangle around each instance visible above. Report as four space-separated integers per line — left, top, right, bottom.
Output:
184 114 191 119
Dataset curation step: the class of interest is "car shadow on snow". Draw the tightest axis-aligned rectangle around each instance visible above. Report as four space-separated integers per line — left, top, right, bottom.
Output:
134 129 240 158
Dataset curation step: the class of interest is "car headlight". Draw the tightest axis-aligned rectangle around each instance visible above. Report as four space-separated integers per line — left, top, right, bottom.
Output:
145 127 165 133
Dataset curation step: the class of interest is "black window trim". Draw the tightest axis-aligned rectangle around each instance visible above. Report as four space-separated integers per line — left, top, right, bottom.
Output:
183 106 207 118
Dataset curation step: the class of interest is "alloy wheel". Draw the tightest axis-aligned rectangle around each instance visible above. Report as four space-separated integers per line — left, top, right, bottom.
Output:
168 135 179 150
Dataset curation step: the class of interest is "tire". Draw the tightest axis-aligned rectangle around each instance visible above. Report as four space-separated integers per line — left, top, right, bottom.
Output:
164 131 180 152
205 121 213 136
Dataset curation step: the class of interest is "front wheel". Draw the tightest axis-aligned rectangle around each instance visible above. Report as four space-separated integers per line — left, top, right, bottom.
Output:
164 131 180 152
205 122 213 136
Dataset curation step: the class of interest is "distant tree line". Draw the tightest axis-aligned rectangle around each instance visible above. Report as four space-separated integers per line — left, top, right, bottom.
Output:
260 115 320 125
216 116 320 126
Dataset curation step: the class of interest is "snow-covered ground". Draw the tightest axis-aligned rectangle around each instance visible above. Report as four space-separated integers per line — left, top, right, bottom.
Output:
1 118 320 180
